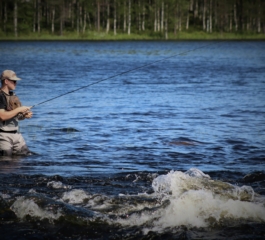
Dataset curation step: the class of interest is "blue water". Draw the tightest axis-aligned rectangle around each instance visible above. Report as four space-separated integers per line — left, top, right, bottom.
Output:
0 40 265 239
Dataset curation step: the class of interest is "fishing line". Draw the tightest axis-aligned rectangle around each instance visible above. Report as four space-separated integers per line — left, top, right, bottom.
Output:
31 41 220 108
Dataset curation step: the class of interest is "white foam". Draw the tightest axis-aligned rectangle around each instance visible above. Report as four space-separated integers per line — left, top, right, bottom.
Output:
152 169 256 201
153 169 265 228
185 168 210 179
118 168 265 232
152 189 265 230
47 181 71 189
61 189 90 204
0 192 11 199
28 189 37 193
11 197 61 221
85 195 109 209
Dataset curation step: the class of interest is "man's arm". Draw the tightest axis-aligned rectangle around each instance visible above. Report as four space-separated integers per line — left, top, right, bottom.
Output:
0 106 31 121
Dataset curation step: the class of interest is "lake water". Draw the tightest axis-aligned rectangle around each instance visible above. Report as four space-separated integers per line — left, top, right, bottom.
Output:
0 40 265 239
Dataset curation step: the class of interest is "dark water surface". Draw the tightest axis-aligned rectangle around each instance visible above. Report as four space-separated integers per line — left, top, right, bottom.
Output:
0 40 265 239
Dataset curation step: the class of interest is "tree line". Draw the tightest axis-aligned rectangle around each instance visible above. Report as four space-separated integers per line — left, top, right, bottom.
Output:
1 0 264 38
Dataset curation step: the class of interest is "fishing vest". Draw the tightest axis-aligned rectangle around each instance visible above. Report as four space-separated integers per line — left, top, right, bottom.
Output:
0 90 22 111
0 90 23 131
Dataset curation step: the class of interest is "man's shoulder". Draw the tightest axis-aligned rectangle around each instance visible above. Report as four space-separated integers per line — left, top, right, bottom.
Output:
0 91 7 108
0 91 5 100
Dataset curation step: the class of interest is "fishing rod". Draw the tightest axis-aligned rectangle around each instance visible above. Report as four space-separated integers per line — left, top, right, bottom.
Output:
31 41 219 108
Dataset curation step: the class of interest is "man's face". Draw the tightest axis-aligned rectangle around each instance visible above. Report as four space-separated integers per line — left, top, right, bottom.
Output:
7 79 17 91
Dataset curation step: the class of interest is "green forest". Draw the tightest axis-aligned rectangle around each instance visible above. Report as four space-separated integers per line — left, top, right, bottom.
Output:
1 0 265 40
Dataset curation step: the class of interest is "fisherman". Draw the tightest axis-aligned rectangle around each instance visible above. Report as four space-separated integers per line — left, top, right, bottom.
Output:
0 70 33 156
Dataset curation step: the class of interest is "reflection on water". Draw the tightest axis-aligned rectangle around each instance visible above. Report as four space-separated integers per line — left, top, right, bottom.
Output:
0 156 22 173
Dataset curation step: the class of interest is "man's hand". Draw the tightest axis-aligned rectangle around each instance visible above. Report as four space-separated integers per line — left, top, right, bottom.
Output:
16 106 33 120
17 106 32 113
23 111 33 119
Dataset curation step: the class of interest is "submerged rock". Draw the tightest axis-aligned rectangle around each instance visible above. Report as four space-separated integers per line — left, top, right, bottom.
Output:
243 172 265 183
0 196 17 221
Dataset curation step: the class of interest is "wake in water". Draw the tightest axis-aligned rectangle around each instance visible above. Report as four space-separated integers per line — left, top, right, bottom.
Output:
1 168 265 239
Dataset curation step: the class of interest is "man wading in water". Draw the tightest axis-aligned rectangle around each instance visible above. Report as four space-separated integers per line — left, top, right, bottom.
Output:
0 70 32 156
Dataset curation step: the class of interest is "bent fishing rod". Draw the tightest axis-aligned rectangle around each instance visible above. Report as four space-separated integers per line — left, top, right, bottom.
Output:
31 41 219 109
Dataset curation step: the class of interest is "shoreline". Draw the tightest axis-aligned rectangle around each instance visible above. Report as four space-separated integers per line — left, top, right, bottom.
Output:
1 31 265 41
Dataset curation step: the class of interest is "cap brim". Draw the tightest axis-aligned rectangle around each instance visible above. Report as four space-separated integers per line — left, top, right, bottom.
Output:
9 77 21 81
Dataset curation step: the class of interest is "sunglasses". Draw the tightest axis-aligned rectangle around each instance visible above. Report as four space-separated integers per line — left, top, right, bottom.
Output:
7 79 17 83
